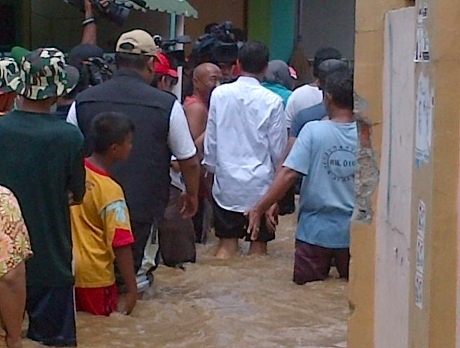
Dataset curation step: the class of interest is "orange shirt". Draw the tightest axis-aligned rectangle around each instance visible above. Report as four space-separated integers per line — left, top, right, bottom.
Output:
71 160 134 288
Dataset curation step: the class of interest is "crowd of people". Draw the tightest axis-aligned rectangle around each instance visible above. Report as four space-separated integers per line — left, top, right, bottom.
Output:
0 1 358 347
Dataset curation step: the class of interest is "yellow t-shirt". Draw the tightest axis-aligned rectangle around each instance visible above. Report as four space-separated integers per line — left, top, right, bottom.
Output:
71 160 134 288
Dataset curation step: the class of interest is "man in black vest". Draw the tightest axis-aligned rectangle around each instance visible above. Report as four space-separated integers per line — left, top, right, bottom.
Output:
67 29 200 289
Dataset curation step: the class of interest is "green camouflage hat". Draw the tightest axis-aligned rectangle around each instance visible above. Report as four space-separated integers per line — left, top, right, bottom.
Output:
0 58 19 93
0 47 79 101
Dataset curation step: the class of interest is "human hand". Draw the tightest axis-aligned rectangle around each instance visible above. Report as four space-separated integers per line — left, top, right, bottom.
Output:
99 0 110 12
121 290 137 315
178 192 198 219
244 207 262 241
84 0 94 16
85 0 110 15
265 203 279 234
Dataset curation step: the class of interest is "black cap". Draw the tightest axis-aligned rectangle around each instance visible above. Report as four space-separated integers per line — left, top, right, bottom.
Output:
317 59 349 86
68 44 104 70
313 47 342 78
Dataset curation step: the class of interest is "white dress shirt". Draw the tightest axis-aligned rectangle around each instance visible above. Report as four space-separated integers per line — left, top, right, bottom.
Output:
66 100 197 160
203 76 287 212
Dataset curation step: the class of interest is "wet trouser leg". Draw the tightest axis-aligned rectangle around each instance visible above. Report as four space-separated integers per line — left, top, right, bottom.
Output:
192 197 205 243
131 221 155 273
332 248 350 280
158 186 196 267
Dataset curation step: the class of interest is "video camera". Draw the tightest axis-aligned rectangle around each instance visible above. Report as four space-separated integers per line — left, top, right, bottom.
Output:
85 56 113 86
64 0 147 26
153 35 191 68
191 21 239 66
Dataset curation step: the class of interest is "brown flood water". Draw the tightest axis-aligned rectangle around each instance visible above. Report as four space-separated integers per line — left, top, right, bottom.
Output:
10 213 348 348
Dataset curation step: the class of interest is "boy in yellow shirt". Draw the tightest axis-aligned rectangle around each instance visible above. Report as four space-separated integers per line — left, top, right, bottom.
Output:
71 112 137 316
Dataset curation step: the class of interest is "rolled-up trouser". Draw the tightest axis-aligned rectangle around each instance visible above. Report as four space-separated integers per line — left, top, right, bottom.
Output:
116 220 158 293
131 220 157 273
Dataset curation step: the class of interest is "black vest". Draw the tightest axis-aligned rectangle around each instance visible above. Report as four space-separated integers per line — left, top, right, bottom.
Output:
76 69 175 223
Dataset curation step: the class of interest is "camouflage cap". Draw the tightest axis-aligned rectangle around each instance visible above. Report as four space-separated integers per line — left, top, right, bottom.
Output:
0 47 79 101
0 58 19 93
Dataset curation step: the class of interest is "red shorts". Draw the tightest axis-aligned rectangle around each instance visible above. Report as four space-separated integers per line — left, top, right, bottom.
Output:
75 284 118 316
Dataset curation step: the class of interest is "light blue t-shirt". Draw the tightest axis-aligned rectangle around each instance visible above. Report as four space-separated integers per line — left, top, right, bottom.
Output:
284 120 358 248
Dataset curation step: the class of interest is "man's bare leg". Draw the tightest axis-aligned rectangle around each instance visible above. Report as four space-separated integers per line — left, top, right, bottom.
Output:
0 262 26 348
215 238 239 259
249 241 268 256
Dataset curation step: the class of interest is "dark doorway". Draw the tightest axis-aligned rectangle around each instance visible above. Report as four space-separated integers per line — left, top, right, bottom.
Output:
0 4 16 52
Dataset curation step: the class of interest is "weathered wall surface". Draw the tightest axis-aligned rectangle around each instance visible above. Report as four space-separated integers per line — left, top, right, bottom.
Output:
348 1 410 347
374 7 416 348
408 0 459 347
352 0 460 347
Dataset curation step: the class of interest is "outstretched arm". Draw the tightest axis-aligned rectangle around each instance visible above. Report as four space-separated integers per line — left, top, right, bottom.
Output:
276 136 296 172
81 0 109 45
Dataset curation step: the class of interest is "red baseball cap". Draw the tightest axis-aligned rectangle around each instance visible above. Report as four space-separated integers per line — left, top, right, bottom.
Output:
154 53 178 78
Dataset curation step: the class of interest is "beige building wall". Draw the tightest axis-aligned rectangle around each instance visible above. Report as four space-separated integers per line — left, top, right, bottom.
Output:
408 0 459 347
374 7 416 348
351 0 460 347
348 1 410 347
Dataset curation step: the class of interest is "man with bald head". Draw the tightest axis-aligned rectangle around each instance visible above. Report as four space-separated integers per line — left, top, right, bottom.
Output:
184 63 223 243
185 63 223 149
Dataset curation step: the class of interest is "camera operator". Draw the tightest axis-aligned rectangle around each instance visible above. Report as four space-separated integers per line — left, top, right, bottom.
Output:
53 0 109 120
184 22 242 98
150 52 179 94
190 22 242 82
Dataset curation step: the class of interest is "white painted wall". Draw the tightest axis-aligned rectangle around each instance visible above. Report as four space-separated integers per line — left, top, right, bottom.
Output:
375 7 416 348
300 0 355 60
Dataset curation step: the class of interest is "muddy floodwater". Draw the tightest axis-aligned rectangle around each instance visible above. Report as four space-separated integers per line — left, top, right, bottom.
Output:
10 213 348 348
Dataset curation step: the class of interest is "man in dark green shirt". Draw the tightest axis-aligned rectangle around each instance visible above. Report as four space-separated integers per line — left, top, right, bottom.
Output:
0 47 84 347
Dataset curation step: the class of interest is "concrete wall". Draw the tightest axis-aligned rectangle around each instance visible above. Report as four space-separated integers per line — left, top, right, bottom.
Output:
374 7 416 348
14 0 245 55
247 0 295 62
300 0 355 60
28 0 169 51
408 0 459 347
348 0 410 347
351 0 460 346
185 0 245 54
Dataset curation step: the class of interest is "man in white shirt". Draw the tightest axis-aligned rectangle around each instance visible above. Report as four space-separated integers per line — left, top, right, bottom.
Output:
284 47 342 129
203 41 287 259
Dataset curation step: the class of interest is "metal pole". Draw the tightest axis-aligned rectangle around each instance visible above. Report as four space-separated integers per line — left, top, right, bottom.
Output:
169 14 176 39
172 15 185 100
